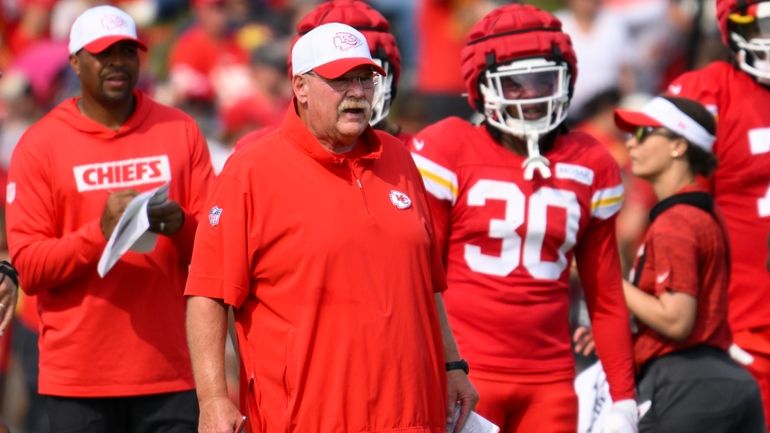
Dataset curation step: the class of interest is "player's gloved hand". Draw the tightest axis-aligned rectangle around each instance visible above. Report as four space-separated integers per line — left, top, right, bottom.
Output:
729 343 755 366
602 399 638 433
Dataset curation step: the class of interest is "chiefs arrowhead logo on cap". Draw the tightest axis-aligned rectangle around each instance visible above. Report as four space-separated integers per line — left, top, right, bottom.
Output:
333 32 363 51
101 13 128 31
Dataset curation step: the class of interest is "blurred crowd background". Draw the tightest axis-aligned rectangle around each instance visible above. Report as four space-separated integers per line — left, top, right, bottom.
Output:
0 0 732 431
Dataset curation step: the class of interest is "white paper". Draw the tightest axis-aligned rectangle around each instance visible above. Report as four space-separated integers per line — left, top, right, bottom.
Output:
97 183 169 277
131 183 169 253
447 407 499 433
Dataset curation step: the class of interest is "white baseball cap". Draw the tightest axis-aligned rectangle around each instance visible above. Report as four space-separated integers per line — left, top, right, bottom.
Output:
291 22 385 79
68 5 147 55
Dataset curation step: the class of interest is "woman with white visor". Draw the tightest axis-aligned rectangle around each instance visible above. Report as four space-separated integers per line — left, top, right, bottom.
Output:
614 95 766 433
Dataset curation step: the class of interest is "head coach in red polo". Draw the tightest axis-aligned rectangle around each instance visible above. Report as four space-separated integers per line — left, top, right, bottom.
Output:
185 21 478 433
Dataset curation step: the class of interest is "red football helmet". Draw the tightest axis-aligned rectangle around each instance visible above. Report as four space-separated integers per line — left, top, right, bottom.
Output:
296 0 401 126
461 3 577 140
717 0 770 82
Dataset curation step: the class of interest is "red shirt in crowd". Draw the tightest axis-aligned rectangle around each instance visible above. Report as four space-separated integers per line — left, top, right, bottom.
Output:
169 26 249 101
415 0 467 94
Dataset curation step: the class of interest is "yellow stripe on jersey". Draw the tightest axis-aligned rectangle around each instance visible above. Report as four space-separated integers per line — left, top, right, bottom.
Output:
411 153 458 204
591 184 624 220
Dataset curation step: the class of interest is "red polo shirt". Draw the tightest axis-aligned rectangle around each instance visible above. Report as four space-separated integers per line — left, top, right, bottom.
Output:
186 104 448 433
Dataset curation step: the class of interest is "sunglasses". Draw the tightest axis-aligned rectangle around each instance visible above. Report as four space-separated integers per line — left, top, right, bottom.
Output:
633 126 678 143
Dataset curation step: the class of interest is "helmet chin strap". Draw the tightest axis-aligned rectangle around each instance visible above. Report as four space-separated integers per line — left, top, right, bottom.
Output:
522 131 551 180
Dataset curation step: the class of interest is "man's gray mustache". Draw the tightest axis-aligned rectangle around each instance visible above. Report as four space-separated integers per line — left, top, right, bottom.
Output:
339 100 372 113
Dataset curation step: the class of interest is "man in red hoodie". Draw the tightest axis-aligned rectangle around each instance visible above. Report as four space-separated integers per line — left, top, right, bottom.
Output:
5 5 213 432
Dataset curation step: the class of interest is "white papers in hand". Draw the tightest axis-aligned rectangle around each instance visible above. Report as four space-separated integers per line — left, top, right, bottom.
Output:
97 183 169 277
447 407 500 433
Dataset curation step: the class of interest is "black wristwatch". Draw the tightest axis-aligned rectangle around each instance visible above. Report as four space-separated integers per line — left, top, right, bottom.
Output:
445 359 469 374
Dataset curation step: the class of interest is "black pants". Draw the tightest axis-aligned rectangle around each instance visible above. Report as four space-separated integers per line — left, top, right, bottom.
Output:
46 390 199 433
638 346 766 433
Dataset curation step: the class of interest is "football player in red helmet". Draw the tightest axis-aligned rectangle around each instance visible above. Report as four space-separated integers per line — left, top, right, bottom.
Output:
667 0 770 429
295 0 404 138
719 0 770 83
410 4 637 433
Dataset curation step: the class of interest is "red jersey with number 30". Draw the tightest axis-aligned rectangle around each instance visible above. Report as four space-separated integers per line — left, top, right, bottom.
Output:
668 61 770 332
411 118 635 401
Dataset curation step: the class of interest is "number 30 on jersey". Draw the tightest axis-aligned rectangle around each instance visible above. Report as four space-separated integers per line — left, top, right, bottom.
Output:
464 179 581 280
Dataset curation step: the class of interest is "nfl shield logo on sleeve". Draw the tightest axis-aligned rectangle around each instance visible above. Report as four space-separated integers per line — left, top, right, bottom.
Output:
208 206 223 227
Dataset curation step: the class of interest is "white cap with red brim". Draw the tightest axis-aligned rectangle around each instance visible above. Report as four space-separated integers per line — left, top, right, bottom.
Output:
291 22 385 79
614 96 715 153
68 5 147 55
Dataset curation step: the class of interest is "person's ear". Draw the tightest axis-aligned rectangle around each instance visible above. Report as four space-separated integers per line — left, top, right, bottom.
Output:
292 74 309 104
670 137 688 158
69 53 81 76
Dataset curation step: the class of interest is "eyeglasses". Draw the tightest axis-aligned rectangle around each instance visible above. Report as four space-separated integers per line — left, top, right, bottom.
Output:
306 71 379 91
633 126 678 143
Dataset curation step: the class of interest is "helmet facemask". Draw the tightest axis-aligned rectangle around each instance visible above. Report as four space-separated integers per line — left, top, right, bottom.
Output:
729 2 770 83
480 58 570 139
370 58 394 127
480 58 571 179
